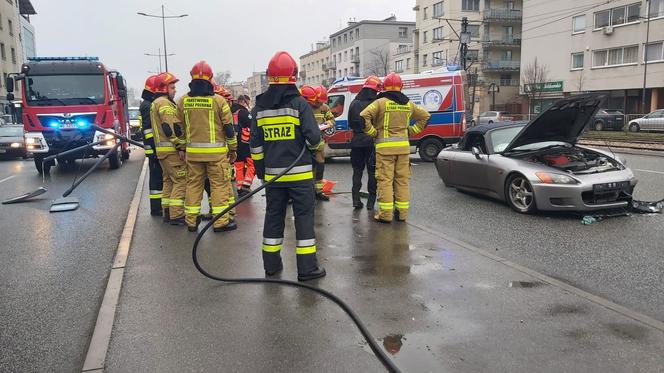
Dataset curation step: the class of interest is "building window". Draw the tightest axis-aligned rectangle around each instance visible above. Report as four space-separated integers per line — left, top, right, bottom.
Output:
572 15 586 33
344 34 347 43
423 54 428 66
350 66 354 75
423 31 428 43
7 19 12 35
350 30 354 41
406 58 411 69
0 43 5 60
0 13 3 30
468 24 480 38
503 50 513 60
344 51 347 62
650 0 664 18
594 3 640 29
467 49 479 62
344 68 348 76
433 1 444 17
462 0 480 11
338 36 341 45
592 45 638 67
10 47 15 64
645 42 664 62
395 60 404 72
423 6 429 20
399 27 408 38
332 39 336 47
356 29 359 39
433 26 444 41
571 52 584 69
432 51 444 66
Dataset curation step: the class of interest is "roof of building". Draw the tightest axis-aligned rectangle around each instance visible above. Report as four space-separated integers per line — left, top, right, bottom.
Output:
19 0 36 15
300 45 331 59
330 18 416 37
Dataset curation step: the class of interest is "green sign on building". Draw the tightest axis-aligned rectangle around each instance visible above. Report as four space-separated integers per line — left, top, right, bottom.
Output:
524 81 563 93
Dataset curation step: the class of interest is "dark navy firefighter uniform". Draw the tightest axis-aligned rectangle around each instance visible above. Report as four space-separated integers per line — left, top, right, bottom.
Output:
139 93 163 216
250 85 326 280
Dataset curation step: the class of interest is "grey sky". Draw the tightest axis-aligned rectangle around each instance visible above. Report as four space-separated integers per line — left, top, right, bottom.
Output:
30 0 415 95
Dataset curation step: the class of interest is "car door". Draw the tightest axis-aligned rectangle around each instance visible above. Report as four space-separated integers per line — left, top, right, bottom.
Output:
645 110 664 131
450 133 489 192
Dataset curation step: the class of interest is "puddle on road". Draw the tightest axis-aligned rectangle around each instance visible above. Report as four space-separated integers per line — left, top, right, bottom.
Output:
359 332 443 373
508 281 544 288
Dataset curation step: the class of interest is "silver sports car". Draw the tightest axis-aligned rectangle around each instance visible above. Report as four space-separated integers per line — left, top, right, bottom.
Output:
435 94 637 213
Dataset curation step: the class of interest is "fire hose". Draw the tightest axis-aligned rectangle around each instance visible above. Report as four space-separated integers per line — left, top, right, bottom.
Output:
192 145 401 373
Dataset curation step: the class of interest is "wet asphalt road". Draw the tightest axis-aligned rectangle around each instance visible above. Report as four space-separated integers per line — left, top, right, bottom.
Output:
324 151 664 322
0 152 144 372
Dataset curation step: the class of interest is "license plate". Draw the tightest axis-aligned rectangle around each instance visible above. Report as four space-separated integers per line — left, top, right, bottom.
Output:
61 123 77 129
593 181 629 193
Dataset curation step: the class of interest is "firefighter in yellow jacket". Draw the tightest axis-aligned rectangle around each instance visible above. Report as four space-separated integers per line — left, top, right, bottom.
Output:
361 72 430 223
178 61 238 232
312 85 336 201
151 72 187 224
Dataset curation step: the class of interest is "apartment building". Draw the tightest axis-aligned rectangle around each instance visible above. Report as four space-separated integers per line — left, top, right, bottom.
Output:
521 0 664 114
299 42 331 86
226 82 247 99
328 16 415 80
1 0 35 114
246 71 267 101
413 0 523 115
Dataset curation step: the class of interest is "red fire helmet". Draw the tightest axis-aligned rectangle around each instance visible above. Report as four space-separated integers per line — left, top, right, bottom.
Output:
383 72 403 92
300 85 318 105
267 51 298 85
190 60 214 82
363 75 382 92
315 85 328 104
154 72 179 94
144 75 159 93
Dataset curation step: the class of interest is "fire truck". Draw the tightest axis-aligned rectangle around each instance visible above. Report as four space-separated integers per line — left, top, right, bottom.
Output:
325 68 469 161
6 57 131 174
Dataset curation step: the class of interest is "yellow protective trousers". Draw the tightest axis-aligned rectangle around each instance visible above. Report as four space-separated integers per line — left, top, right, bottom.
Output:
375 153 411 222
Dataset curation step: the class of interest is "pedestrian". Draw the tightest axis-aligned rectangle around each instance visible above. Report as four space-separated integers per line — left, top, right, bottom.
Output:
232 94 255 197
150 72 187 224
348 75 382 210
250 51 326 281
311 85 336 201
139 74 164 216
360 72 431 223
177 61 238 232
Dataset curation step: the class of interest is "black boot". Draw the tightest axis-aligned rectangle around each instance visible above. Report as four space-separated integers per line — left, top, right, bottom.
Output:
352 191 364 209
297 253 326 281
169 217 186 226
366 195 376 211
263 251 283 276
188 216 202 232
162 208 170 223
201 212 213 221
213 220 237 232
316 192 330 201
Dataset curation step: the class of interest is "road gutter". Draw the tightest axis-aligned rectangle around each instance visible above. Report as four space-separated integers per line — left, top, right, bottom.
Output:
82 159 148 372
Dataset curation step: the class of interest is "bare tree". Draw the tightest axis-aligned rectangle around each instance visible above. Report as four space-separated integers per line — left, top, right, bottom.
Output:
522 57 550 115
213 70 232 86
575 71 585 92
366 47 391 77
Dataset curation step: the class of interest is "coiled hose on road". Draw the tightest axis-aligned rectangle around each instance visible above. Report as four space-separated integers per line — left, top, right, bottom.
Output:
192 145 401 373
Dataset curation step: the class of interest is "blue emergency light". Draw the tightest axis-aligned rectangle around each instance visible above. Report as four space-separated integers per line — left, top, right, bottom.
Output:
27 56 100 62
48 121 60 128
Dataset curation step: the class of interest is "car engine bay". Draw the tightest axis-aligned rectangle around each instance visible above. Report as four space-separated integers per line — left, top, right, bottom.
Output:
526 147 623 174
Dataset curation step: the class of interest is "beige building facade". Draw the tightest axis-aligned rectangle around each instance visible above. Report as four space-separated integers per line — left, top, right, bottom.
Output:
246 71 267 101
521 0 664 114
413 0 524 115
1 0 32 114
299 42 331 87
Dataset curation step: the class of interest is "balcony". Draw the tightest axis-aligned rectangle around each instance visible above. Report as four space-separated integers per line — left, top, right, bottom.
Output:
327 60 337 70
393 45 414 57
350 55 360 64
483 8 522 23
482 60 520 71
482 36 521 48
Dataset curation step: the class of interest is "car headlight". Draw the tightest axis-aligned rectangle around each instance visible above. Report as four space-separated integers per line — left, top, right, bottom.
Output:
25 137 35 144
536 172 579 184
10 142 21 148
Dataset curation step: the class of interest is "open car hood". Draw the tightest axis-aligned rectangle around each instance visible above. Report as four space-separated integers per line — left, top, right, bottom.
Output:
504 94 602 152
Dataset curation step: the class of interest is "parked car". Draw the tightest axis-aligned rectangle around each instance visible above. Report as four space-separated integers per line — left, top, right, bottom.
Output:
591 109 624 131
435 94 637 214
474 111 514 126
627 109 664 132
128 107 142 141
0 125 27 159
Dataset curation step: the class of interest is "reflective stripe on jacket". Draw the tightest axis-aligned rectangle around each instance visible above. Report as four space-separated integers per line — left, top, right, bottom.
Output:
360 98 430 155
150 96 185 159
177 94 236 162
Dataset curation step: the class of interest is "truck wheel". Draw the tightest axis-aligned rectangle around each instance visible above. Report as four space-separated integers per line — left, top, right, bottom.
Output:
34 157 53 174
108 148 122 169
418 138 444 162
594 120 604 131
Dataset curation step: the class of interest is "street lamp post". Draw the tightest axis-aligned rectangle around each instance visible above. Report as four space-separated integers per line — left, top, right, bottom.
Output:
145 48 175 73
641 0 652 115
137 5 187 72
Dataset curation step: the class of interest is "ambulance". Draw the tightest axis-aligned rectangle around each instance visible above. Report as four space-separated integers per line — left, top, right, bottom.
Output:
324 68 469 161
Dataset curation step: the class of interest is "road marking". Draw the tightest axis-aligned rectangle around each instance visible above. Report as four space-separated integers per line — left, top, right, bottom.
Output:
406 221 664 332
82 159 147 372
635 168 664 175
0 175 16 184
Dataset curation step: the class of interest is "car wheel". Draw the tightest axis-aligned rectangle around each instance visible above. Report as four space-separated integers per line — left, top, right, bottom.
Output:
488 120 494 124
594 120 604 131
505 174 537 214
34 157 53 174
628 122 640 132
418 138 444 162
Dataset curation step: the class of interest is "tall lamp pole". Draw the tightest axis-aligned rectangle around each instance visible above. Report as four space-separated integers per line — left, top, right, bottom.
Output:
145 48 175 73
641 0 651 114
137 5 187 72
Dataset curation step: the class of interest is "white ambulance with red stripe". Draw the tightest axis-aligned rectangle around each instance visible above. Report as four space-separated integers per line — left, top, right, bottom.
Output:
324 68 469 161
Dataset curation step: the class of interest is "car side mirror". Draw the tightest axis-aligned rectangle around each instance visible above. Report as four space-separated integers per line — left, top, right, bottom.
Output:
471 146 482 159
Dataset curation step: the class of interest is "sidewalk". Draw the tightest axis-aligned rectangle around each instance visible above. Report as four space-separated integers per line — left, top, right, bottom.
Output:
104 176 664 373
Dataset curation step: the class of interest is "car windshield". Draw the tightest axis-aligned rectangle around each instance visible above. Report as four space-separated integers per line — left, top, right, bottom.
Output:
489 126 523 153
128 109 140 120
26 74 106 106
0 127 23 137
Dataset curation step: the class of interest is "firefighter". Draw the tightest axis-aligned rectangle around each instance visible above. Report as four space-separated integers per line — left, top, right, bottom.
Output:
348 75 381 210
250 51 325 281
151 72 187 224
178 61 237 233
231 94 255 196
361 72 430 223
139 74 163 216
213 85 238 219
311 85 335 201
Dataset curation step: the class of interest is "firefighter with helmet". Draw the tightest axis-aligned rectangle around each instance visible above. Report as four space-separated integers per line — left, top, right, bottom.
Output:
312 85 335 201
211 84 238 220
250 51 326 281
140 74 163 216
231 93 255 197
177 61 238 232
150 72 187 224
361 72 431 223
